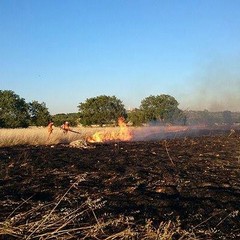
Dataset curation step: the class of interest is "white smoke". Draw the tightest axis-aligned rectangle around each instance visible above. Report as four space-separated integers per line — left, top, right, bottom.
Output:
179 57 240 112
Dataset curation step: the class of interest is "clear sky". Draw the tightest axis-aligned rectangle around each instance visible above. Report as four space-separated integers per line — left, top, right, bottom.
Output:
1 0 240 114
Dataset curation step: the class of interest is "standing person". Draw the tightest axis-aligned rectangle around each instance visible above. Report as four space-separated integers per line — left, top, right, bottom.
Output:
61 121 70 134
47 121 54 140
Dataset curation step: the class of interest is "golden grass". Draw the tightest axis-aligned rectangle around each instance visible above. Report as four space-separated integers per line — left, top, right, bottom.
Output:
0 125 193 147
0 126 122 147
0 206 198 239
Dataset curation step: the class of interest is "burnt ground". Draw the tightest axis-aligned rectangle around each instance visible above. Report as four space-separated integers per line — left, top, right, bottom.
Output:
0 129 240 239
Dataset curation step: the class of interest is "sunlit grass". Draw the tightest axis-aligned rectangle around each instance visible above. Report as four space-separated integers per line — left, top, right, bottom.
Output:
0 126 133 147
0 127 103 147
0 125 210 147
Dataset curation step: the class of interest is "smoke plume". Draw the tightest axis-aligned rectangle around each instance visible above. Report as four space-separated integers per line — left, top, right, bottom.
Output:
180 57 240 112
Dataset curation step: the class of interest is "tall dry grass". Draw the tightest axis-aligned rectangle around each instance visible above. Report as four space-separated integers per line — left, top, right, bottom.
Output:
0 127 98 147
0 126 134 147
0 125 199 147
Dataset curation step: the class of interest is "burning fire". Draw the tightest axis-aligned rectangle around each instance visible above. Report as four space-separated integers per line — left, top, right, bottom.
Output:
87 117 132 143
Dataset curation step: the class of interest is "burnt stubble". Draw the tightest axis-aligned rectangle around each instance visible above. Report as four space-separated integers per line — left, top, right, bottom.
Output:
0 130 240 239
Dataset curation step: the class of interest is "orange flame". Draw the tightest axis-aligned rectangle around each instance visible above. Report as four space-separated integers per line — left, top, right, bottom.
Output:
87 117 132 143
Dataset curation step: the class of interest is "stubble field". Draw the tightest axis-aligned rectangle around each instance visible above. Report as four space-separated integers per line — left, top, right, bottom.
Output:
0 126 240 239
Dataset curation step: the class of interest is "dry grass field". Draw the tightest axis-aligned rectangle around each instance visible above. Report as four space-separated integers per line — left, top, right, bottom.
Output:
0 126 124 147
0 125 198 147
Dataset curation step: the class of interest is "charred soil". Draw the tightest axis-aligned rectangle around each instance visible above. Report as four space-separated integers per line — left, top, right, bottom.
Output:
0 130 240 239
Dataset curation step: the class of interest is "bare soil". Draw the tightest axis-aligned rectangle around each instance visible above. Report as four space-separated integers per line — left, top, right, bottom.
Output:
0 129 240 239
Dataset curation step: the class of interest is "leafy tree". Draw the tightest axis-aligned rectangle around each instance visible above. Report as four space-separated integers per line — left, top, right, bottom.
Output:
201 110 215 126
52 113 80 127
78 95 127 126
222 111 233 125
168 108 187 125
0 90 30 128
66 113 80 127
28 101 51 126
52 113 67 126
127 108 145 126
140 94 181 123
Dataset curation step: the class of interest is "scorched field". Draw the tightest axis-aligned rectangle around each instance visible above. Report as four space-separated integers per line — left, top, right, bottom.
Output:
0 128 240 239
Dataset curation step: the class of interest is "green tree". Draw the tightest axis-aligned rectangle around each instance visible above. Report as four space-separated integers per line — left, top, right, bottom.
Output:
140 94 182 124
222 111 233 125
52 113 79 127
201 110 215 126
66 113 80 127
78 95 127 126
127 108 145 126
28 101 51 126
168 108 187 125
0 90 30 128
52 113 67 127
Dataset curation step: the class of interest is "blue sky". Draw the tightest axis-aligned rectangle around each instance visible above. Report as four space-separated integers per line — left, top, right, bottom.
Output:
1 0 240 114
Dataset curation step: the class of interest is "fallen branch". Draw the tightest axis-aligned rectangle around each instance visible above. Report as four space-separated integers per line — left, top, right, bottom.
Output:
164 140 175 166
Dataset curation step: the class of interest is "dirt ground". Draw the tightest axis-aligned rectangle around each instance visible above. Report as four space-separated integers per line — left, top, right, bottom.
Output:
0 128 240 239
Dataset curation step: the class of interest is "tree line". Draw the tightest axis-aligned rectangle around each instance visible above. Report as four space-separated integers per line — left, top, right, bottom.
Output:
0 90 51 128
0 90 239 128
